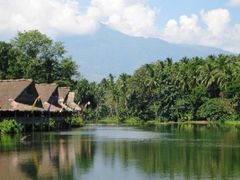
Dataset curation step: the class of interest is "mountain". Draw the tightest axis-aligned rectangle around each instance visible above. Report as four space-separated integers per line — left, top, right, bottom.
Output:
58 25 230 81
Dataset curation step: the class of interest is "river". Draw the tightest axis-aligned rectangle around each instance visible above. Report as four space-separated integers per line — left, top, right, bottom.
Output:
0 125 240 179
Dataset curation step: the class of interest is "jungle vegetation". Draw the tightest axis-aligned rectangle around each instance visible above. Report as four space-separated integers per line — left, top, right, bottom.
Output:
1 30 240 123
79 54 240 124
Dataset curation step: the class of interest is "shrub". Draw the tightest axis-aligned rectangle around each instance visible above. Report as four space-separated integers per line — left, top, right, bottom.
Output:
173 98 193 121
197 98 235 121
125 117 143 126
65 116 84 127
48 118 56 129
0 119 23 134
71 116 84 127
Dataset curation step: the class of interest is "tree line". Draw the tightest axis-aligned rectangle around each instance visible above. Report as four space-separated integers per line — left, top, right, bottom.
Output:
1 30 240 122
78 54 240 122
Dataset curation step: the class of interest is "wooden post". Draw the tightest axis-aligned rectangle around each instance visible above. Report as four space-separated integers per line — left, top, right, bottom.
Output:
31 112 34 132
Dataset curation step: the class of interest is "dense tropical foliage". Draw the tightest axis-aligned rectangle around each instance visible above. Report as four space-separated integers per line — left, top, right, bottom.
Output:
1 30 240 123
75 55 240 123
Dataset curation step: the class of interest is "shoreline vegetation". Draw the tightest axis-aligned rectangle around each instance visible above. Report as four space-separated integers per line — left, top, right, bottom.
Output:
0 116 84 135
2 117 240 135
90 116 240 129
1 30 240 135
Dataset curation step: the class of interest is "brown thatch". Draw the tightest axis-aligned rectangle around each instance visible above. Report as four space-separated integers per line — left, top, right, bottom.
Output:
35 83 58 103
66 92 81 111
35 83 62 112
0 79 43 111
58 87 72 111
58 87 70 102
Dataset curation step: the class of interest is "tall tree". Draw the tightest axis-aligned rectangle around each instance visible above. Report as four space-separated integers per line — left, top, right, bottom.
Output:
0 41 23 79
0 42 12 79
11 30 78 84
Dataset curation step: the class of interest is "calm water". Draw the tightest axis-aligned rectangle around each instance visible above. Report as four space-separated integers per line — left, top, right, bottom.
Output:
1 125 240 180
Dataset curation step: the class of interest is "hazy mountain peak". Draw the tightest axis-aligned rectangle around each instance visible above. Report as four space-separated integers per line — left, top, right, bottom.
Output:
59 25 230 81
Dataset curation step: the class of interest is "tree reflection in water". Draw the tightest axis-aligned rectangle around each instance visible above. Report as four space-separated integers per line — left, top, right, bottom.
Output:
0 126 240 179
99 126 240 179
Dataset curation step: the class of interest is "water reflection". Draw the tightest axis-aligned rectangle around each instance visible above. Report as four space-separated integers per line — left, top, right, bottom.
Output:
0 126 240 179
0 131 95 179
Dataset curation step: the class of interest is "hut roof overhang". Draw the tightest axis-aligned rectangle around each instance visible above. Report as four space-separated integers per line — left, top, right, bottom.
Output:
0 79 43 111
35 83 61 112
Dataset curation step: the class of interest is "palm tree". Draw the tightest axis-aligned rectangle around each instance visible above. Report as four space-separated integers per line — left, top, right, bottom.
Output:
118 73 130 112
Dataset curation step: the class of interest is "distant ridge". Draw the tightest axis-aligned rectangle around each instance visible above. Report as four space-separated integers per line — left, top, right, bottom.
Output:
59 25 230 81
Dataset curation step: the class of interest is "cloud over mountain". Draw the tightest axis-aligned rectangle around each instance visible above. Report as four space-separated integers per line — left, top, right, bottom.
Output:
161 8 240 52
0 0 157 37
0 0 239 52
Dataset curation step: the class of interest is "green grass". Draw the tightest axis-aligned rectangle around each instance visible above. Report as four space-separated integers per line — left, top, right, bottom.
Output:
98 116 119 124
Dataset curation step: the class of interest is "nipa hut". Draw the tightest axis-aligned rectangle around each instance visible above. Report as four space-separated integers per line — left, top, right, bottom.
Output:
35 83 62 112
58 87 72 111
0 79 43 111
66 92 81 112
0 79 83 116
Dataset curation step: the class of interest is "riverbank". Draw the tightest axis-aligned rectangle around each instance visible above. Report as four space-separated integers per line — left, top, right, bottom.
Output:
0 116 84 134
2 116 240 135
92 116 240 129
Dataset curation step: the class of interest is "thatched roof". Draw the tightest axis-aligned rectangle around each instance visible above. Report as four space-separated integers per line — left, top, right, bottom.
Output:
35 83 61 112
35 83 58 103
0 79 43 111
0 79 79 113
58 87 70 102
58 87 72 111
66 92 81 111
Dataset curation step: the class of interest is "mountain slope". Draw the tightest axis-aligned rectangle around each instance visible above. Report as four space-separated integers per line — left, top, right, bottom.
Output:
59 26 230 81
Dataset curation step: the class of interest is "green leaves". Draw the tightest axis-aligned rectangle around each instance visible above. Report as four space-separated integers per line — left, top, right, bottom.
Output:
197 98 235 121
0 30 79 86
87 54 240 122
0 119 23 134
2 30 240 123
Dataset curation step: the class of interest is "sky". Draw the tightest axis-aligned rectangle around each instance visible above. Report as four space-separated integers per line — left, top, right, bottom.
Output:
0 0 240 53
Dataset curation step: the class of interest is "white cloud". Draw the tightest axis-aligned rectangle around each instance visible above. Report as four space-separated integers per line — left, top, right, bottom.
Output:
88 0 158 37
160 9 240 53
0 0 100 36
0 1 239 53
229 0 240 5
163 15 202 43
0 0 157 37
107 4 156 37
201 9 230 35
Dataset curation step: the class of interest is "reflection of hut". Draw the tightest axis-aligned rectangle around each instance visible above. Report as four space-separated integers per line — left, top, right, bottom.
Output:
66 92 81 112
0 79 43 111
35 84 61 112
